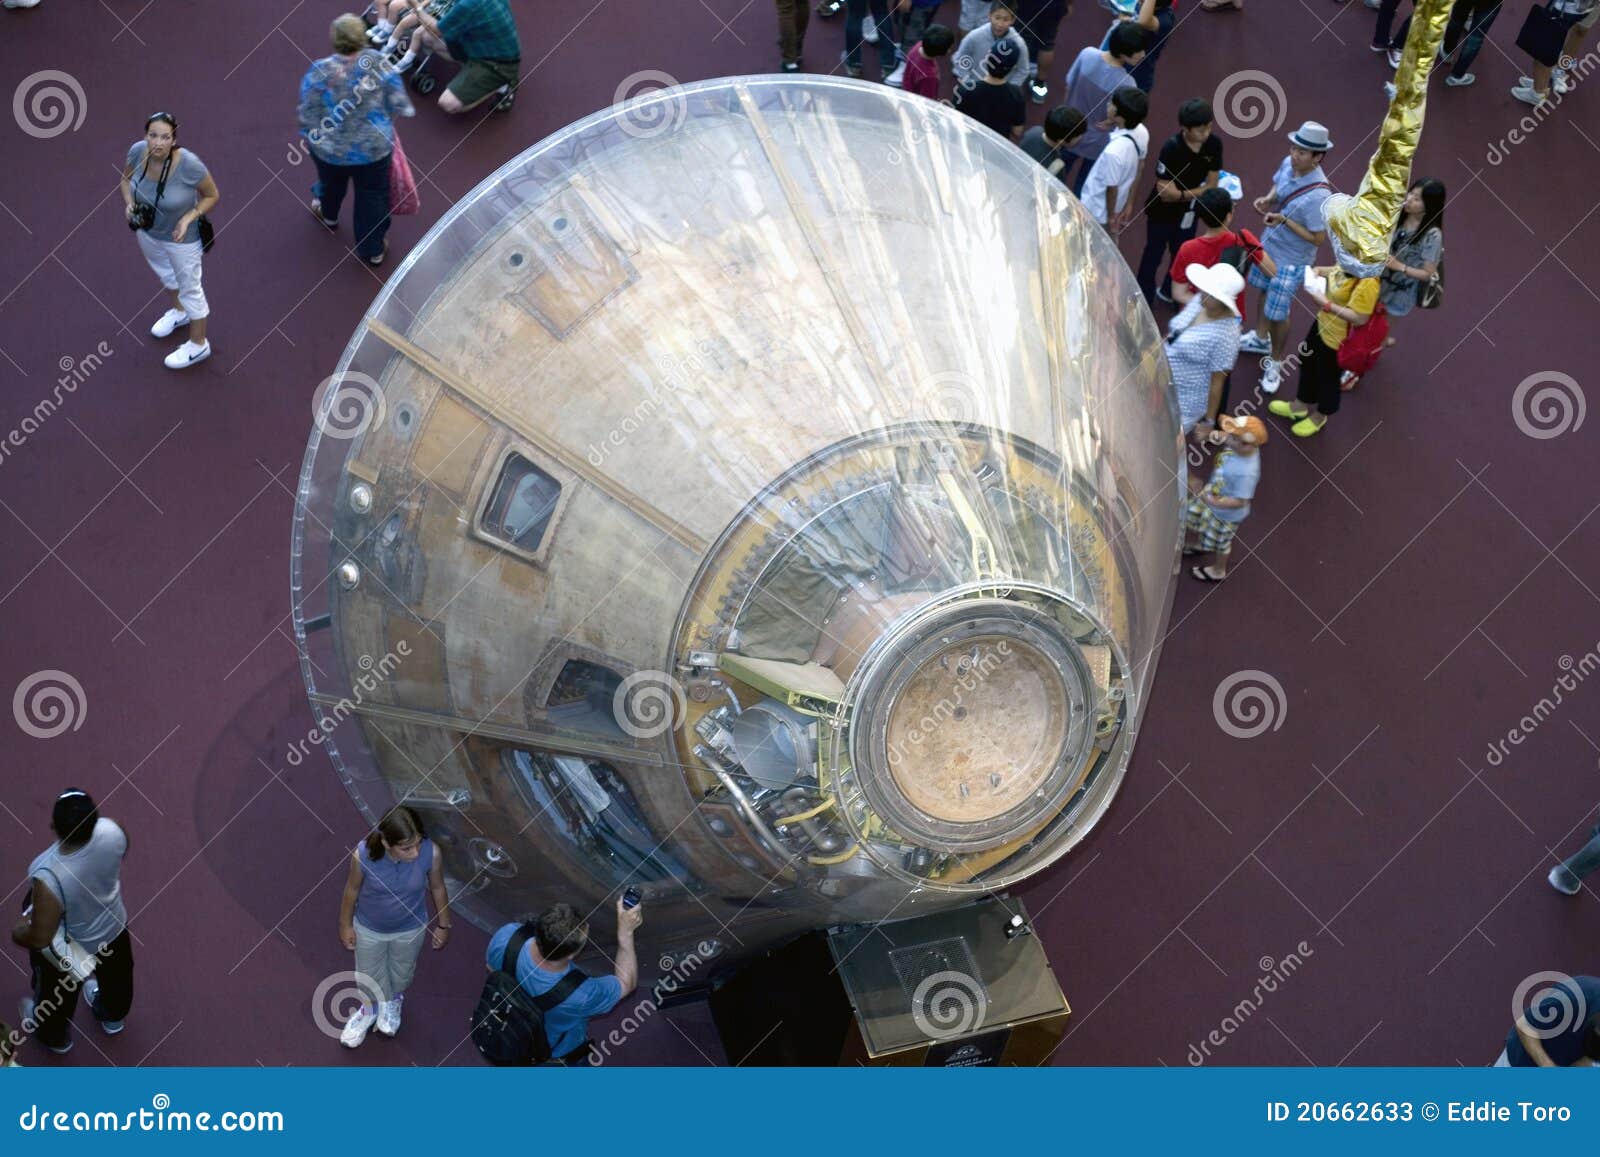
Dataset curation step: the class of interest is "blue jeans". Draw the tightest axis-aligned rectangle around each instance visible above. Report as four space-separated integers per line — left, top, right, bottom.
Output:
1374 0 1411 47
1444 0 1501 77
1138 215 1195 302
312 153 393 260
844 0 899 75
1560 820 1600 881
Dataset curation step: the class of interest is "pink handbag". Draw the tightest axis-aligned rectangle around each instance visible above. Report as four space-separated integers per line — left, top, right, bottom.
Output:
389 132 420 216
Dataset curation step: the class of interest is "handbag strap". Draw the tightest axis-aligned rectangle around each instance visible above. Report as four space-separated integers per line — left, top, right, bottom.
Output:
1279 179 1332 208
140 146 174 208
500 923 588 1012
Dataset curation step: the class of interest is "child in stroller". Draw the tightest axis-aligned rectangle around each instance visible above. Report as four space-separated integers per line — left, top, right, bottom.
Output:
365 0 457 94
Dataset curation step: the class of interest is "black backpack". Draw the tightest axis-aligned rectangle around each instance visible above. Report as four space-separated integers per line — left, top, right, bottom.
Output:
470 924 587 1066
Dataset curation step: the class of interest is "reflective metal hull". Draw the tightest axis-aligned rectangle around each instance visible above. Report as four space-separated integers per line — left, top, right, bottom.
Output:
291 77 1182 964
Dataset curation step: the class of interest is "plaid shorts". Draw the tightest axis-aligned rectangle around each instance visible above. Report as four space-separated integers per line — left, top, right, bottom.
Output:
1247 261 1304 323
1185 498 1243 554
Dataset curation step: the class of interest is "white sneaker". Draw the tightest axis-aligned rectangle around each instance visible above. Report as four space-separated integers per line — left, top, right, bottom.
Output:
1387 48 1401 69
1519 70 1571 94
1511 83 1550 107
1260 358 1282 395
163 339 210 369
375 994 403 1036
340 1004 377 1048
1239 331 1271 355
1383 81 1397 100
861 15 879 42
2 0 44 9
884 61 905 87
150 308 189 338
1444 73 1474 87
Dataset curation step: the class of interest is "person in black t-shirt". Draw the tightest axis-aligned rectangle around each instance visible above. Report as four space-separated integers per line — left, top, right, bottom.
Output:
1137 98 1223 305
1019 105 1088 186
952 37 1026 141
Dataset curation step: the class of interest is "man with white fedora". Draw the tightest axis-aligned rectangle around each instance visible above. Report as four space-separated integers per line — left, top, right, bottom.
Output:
1240 120 1335 394
1166 262 1245 435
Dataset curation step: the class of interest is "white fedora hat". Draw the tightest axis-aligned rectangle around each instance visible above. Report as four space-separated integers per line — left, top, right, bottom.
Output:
1287 120 1334 151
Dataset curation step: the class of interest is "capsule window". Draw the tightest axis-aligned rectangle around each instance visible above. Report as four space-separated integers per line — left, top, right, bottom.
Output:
504 749 696 889
481 452 561 553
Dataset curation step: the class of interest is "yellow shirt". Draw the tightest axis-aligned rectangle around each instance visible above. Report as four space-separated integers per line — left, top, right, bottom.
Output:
1317 273 1380 348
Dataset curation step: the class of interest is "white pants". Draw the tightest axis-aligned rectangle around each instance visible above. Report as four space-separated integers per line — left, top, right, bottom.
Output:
136 231 208 319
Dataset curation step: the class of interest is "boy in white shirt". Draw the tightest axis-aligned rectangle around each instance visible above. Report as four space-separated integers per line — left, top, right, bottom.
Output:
1081 87 1149 229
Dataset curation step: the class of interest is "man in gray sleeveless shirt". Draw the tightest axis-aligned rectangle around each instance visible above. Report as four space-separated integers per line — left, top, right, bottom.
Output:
11 789 134 1054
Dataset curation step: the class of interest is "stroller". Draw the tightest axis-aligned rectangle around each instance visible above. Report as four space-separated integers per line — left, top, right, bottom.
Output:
360 0 446 97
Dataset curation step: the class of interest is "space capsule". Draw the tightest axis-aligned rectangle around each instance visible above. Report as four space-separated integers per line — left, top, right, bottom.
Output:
291 77 1182 967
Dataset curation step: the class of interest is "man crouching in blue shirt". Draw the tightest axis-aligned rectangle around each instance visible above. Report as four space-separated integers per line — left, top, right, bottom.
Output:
486 897 641 1064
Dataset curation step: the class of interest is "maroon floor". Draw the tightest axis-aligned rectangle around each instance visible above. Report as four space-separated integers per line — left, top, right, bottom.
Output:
1 0 1597 1067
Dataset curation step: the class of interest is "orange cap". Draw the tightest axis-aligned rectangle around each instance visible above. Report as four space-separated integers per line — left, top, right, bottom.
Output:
1220 414 1268 446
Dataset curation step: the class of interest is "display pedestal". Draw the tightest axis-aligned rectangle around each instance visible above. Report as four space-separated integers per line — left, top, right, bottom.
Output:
709 896 1070 1066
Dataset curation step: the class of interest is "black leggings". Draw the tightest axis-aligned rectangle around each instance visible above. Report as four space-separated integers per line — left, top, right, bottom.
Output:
1294 324 1343 417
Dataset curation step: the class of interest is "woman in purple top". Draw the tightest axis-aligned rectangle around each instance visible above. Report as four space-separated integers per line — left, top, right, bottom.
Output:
336 806 451 1048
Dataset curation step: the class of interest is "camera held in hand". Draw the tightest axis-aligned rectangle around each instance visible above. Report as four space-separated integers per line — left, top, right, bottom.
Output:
128 202 155 232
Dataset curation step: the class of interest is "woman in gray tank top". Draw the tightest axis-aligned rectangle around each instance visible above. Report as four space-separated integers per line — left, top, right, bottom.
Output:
335 806 452 1048
11 789 135 1054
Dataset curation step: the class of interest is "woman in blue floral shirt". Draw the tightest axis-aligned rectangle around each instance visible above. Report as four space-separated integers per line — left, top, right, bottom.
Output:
297 14 415 265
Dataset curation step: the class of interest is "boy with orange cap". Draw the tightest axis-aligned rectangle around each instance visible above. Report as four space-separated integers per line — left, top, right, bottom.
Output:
1184 414 1266 583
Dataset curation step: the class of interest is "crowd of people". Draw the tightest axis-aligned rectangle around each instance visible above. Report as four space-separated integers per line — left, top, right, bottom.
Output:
11 784 1600 1065
787 0 1483 584
5 791 641 1065
99 0 520 370
3 0 1594 1066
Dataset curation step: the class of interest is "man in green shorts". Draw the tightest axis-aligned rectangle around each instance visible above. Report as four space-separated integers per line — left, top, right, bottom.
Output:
407 0 521 114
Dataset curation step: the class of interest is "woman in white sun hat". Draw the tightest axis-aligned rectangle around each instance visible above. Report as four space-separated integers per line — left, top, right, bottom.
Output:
1165 261 1245 436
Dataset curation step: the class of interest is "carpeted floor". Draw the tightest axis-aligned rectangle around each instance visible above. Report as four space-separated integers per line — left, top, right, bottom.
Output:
1 0 1596 1066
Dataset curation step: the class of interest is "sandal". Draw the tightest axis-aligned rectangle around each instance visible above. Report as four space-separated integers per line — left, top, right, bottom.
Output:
1291 414 1328 438
1267 399 1309 420
1190 565 1227 583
